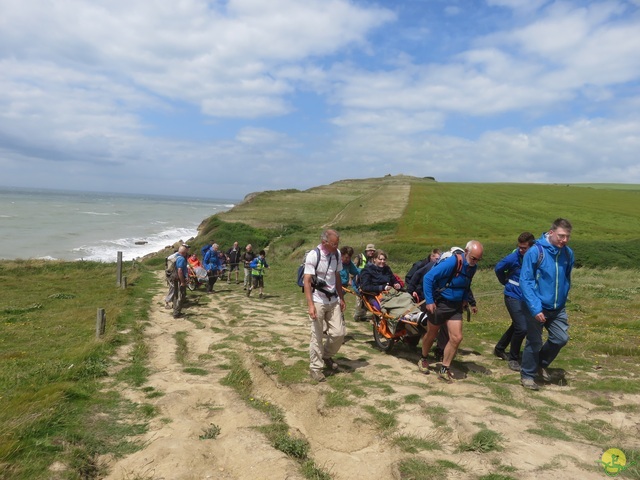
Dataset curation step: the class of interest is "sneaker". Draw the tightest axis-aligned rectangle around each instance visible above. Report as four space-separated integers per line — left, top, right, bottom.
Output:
521 377 540 390
323 357 338 370
417 357 429 374
508 360 521 372
164 302 171 309
538 367 551 382
438 366 454 382
493 348 508 360
309 370 326 382
173 313 183 319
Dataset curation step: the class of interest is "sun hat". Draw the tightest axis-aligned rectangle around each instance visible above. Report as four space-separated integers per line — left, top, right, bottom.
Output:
366 244 376 250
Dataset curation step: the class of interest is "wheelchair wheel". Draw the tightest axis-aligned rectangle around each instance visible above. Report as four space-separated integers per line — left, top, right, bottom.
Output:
373 321 396 352
187 277 198 291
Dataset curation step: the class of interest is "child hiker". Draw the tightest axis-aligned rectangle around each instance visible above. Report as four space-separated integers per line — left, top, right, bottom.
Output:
247 250 269 298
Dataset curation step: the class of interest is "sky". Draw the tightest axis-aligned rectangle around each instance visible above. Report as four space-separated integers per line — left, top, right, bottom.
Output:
1 0 639 200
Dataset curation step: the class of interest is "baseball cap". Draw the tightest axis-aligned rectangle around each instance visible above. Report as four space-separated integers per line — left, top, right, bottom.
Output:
366 244 376 251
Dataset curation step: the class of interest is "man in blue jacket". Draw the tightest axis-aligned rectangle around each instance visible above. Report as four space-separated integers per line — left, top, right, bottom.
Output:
493 232 535 371
418 240 483 382
519 218 574 390
203 243 223 293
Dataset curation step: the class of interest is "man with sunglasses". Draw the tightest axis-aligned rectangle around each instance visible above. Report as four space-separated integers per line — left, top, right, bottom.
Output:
418 240 483 382
519 219 574 390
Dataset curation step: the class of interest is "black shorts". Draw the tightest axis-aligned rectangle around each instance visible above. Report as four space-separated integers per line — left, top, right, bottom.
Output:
428 299 463 326
252 276 264 288
228 263 240 272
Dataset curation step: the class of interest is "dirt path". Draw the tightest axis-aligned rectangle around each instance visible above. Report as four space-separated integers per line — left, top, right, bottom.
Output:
102 274 640 479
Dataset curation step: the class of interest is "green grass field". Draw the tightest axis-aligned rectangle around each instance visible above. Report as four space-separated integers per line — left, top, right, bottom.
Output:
1 176 639 479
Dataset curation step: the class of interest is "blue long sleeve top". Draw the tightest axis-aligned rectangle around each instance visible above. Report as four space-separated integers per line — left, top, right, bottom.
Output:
520 233 574 315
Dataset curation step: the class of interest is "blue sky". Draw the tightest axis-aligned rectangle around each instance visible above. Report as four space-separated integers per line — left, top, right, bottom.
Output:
1 0 639 200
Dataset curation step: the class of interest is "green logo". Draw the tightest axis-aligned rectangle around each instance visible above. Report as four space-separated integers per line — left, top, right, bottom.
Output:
598 448 634 477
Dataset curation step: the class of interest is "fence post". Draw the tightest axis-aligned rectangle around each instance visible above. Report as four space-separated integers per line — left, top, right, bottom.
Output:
116 251 123 287
121 276 127 289
96 308 106 338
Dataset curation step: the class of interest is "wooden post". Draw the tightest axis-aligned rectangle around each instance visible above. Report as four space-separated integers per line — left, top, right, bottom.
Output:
121 276 127 289
96 308 106 338
116 251 123 286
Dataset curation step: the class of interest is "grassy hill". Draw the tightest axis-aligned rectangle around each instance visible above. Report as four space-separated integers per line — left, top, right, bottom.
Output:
178 175 640 270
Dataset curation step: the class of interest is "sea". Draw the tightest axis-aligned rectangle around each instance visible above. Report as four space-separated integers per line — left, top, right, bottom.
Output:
0 187 237 262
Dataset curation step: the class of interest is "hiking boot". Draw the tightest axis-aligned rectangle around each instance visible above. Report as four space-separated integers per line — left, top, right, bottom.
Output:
323 357 338 370
417 357 430 374
521 377 539 390
438 366 454 382
538 367 551 382
493 348 508 360
246 288 251 297
309 369 326 382
508 360 521 372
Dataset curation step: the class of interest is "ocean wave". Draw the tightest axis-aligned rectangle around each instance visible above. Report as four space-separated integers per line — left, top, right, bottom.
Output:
80 211 117 216
73 226 197 262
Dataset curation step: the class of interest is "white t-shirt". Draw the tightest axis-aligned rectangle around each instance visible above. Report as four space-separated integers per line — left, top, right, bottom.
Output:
304 246 342 305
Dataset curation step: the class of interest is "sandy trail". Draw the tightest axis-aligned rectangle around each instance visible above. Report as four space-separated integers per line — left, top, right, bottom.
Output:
102 274 640 479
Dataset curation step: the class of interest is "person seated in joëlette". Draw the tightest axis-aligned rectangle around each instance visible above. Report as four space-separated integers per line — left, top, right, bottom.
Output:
359 249 416 330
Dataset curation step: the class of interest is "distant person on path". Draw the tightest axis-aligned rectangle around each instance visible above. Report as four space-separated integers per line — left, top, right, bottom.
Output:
173 245 189 319
519 219 574 391
241 244 257 290
247 250 269 298
353 243 377 321
304 229 346 382
227 241 242 284
203 243 223 293
493 232 536 371
418 241 482 382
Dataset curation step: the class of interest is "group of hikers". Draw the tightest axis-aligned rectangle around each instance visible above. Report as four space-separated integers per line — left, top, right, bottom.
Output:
164 241 270 319
164 218 574 391
303 218 574 390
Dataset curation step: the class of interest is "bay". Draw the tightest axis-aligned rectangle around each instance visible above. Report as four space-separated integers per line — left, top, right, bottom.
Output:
0 187 236 262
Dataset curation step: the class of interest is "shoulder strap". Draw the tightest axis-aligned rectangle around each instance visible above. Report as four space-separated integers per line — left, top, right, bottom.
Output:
444 253 464 289
535 244 544 268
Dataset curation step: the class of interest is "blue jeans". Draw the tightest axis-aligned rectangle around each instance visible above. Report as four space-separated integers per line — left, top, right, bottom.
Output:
495 296 528 361
521 307 570 380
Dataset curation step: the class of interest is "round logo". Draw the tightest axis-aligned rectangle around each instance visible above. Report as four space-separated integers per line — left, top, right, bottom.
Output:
601 448 627 476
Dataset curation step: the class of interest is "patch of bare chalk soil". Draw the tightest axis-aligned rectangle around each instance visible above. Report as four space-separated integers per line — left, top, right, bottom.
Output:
103 274 640 479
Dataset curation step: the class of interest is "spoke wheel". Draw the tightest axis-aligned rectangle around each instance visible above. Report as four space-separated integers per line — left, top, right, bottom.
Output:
373 321 396 352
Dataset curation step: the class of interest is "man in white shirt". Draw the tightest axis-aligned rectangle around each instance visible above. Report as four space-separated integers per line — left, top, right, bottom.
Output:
304 229 346 382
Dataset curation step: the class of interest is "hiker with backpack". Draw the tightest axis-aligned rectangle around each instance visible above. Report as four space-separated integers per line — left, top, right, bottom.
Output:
241 244 257 290
304 229 345 383
519 219 574 391
247 249 269 298
418 241 483 382
226 241 242 284
493 232 536 372
165 244 189 319
203 243 223 293
164 244 189 309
